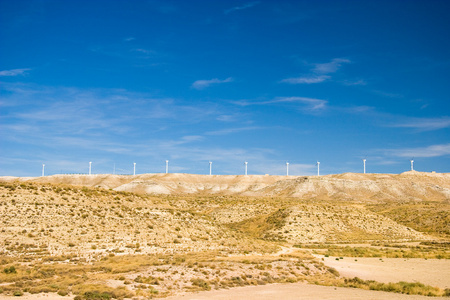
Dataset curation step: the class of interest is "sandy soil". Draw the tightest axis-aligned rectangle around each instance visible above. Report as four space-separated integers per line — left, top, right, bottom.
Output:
319 256 450 289
0 284 437 300
0 294 67 300
164 282 437 300
0 175 448 300
3 171 450 201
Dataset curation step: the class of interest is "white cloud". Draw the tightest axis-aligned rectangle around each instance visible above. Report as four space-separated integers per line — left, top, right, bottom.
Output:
372 90 404 98
389 116 450 131
342 79 367 86
233 96 327 111
216 115 236 122
225 1 260 14
280 58 350 85
257 162 317 176
280 75 330 84
132 48 155 55
0 83 225 151
192 77 233 90
0 68 31 76
272 97 327 110
312 58 350 74
206 126 263 136
387 143 450 158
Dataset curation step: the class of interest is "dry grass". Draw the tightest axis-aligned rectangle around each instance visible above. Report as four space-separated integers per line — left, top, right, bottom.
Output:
296 244 450 259
0 176 449 298
368 201 450 238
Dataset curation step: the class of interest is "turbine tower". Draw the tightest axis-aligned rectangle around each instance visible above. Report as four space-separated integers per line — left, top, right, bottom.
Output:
209 161 212 176
133 162 136 176
244 161 248 176
89 161 92 175
317 161 320 176
166 160 169 174
42 164 45 177
410 159 414 171
363 159 366 174
286 162 289 176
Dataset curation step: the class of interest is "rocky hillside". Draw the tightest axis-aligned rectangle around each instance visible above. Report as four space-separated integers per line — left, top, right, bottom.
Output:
2 171 450 201
0 173 449 298
1 171 448 261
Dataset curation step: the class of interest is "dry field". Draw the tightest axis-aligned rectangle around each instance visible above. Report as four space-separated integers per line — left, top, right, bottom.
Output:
0 172 449 299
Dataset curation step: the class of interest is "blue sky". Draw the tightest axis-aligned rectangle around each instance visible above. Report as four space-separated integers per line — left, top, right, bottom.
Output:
1 0 449 176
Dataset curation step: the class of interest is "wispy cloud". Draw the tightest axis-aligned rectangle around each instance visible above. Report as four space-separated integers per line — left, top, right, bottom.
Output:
372 90 404 98
132 48 155 55
342 79 367 86
312 58 350 74
280 75 330 84
158 135 205 148
192 77 233 90
0 68 31 76
206 126 263 136
280 58 350 85
233 96 328 111
0 83 224 153
256 162 317 176
386 143 450 158
388 116 450 131
224 1 260 14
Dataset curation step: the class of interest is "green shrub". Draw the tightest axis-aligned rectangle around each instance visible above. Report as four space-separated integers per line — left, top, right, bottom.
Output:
191 278 211 290
3 266 16 274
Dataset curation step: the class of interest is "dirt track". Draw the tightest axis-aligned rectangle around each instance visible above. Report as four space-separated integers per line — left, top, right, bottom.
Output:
0 284 436 300
164 282 438 300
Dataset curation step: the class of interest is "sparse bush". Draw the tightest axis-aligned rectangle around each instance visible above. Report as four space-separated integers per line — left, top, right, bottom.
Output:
327 267 339 276
3 266 16 274
191 278 210 290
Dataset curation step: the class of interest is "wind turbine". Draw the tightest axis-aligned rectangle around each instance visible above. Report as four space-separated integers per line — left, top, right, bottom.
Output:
286 162 289 176
89 162 92 175
42 164 45 177
133 162 136 176
316 161 320 176
410 158 414 171
166 160 169 174
209 161 212 176
244 161 248 176
363 158 366 174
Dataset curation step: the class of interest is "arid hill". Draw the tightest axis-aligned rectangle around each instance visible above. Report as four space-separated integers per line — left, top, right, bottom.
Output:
3 171 450 201
0 172 449 299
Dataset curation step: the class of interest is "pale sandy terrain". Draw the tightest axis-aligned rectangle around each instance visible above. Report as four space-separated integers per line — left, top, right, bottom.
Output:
0 283 440 300
320 256 450 289
0 294 67 300
0 173 448 299
0 286 433 300
164 282 438 300
3 171 450 201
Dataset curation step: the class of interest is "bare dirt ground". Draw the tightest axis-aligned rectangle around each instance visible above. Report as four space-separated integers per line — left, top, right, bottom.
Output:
0 173 449 299
164 282 438 300
319 256 450 289
0 294 67 300
3 171 450 201
0 284 436 300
